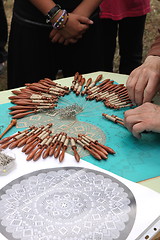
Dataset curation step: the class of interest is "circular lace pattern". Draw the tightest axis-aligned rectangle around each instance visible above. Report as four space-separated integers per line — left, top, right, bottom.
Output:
0 168 136 240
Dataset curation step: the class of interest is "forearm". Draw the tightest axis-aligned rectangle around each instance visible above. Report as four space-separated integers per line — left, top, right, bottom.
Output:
29 0 56 15
73 0 102 17
29 0 102 17
147 34 160 57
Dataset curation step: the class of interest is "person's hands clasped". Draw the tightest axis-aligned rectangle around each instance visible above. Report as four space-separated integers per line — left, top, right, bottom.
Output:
49 29 79 45
126 55 160 105
49 13 93 45
49 29 82 45
124 102 160 138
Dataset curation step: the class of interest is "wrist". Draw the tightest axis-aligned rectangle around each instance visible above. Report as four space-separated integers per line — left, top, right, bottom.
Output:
45 4 62 23
72 9 89 18
50 9 63 24
146 55 160 61
145 55 160 66
51 10 69 30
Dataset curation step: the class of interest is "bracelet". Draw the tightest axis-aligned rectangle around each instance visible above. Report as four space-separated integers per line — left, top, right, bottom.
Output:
61 13 69 29
52 10 68 29
50 9 61 22
45 4 61 23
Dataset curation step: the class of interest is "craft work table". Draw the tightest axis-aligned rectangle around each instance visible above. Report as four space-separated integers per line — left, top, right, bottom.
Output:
0 71 160 193
0 72 160 240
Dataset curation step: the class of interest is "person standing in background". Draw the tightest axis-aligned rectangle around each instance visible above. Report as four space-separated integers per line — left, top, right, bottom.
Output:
7 0 102 89
99 0 150 75
0 0 8 73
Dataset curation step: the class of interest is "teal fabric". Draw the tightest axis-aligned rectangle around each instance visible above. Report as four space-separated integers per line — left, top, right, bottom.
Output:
0 95 160 183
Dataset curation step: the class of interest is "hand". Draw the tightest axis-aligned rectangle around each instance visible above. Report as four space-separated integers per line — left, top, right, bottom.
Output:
49 29 82 45
124 102 160 138
49 13 93 41
126 56 160 105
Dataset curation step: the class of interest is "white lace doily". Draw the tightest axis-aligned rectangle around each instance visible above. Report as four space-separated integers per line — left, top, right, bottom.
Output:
0 168 136 240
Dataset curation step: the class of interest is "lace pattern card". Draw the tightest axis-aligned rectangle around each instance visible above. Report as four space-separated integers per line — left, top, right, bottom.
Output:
0 167 136 240
0 152 160 240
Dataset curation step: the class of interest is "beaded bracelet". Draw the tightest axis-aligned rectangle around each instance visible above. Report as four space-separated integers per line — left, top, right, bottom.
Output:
61 13 69 29
52 10 68 29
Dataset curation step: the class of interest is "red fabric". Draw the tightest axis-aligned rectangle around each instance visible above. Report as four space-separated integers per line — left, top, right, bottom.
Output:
100 0 151 20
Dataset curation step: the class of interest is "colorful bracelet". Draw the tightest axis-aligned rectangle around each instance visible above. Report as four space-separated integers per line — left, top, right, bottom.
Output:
61 13 69 29
45 4 61 23
52 10 68 30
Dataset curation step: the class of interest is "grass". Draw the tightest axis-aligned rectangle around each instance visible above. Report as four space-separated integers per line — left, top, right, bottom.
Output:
0 0 160 90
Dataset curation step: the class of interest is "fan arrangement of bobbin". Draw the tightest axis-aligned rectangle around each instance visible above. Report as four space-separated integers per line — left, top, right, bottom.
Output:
8 72 132 119
0 123 115 162
0 72 133 163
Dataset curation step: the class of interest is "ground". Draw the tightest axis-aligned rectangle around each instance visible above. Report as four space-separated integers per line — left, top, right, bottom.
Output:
0 0 160 90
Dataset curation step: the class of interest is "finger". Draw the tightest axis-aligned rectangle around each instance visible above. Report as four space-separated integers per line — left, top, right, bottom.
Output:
51 32 62 43
80 24 89 33
64 40 69 45
79 16 93 25
134 75 148 105
124 109 134 118
143 85 155 103
63 38 78 45
67 38 78 44
143 79 160 103
58 36 65 44
126 74 138 104
124 114 139 132
76 35 83 40
49 29 58 39
124 107 140 118
132 122 148 138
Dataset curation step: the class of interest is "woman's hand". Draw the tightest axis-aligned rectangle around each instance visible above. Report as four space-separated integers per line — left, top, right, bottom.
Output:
49 13 93 43
124 102 160 138
49 29 82 45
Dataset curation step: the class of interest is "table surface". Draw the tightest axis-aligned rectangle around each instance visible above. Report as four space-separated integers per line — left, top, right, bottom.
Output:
0 71 160 193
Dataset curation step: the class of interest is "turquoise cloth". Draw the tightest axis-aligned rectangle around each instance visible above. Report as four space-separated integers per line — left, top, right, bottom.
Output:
0 94 160 183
